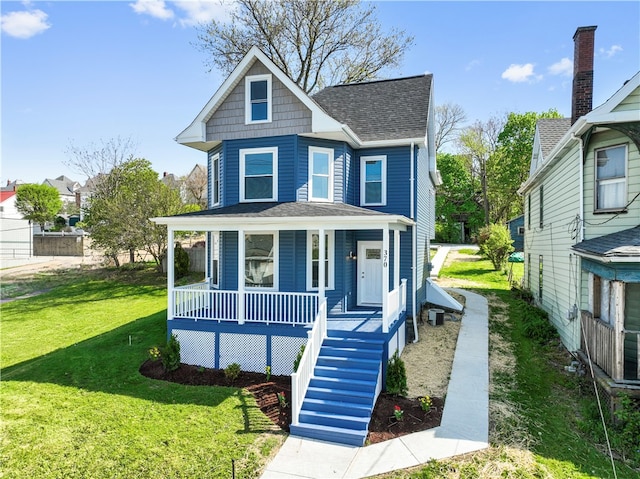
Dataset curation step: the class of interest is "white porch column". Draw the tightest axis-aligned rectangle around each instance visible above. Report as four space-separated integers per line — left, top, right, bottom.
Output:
167 228 175 320
394 229 400 289
237 229 245 325
318 228 326 305
382 225 390 333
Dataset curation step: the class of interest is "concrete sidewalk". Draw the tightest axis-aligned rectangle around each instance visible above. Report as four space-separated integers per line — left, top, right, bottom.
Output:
260 289 489 478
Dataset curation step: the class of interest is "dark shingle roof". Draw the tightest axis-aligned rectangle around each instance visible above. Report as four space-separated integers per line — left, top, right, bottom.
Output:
311 75 432 142
572 226 640 257
177 202 392 218
537 118 571 158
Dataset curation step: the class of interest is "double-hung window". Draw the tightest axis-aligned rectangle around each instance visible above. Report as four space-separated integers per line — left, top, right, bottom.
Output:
361 155 386 206
307 231 334 290
210 232 220 287
240 147 278 202
245 74 272 124
210 153 220 207
245 232 277 289
595 144 627 211
309 147 333 202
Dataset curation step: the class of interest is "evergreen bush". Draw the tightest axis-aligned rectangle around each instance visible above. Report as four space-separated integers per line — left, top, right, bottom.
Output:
386 351 408 396
161 334 180 371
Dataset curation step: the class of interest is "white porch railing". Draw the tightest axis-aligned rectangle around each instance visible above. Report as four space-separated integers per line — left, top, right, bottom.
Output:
291 299 328 426
385 279 408 332
171 286 319 325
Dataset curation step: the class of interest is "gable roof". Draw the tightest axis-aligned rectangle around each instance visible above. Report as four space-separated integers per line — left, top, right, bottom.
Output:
572 225 640 260
176 46 431 150
0 191 16 203
311 75 432 142
520 71 640 193
43 175 80 196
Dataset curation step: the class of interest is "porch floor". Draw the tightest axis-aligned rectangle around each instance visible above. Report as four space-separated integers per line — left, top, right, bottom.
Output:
327 309 383 334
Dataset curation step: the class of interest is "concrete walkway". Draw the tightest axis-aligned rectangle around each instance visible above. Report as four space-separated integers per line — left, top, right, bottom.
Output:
260 289 489 478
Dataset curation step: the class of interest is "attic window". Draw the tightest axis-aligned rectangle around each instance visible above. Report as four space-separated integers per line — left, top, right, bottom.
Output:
245 74 272 124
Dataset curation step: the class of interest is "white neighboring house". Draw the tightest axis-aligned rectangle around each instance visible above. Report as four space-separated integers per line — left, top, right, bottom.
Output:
43 175 81 224
0 190 33 258
519 26 640 401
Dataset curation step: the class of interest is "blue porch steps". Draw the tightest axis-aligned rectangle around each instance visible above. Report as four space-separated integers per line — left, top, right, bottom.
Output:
289 334 384 446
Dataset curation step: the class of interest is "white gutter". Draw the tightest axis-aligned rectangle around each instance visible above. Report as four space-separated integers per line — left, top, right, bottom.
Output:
410 141 418 343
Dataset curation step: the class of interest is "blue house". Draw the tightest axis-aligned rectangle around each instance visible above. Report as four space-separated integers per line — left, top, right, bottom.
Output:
153 47 442 445
506 214 525 252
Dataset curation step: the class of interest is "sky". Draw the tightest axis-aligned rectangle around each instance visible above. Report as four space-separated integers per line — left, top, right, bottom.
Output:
2 0 639 186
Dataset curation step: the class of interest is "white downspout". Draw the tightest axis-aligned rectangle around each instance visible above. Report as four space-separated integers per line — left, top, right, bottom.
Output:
410 141 418 343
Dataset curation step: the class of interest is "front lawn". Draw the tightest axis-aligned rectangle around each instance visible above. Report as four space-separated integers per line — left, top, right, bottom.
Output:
0 267 283 479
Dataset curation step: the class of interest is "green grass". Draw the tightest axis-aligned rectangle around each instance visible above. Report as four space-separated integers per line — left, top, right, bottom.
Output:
1 266 283 479
384 251 638 478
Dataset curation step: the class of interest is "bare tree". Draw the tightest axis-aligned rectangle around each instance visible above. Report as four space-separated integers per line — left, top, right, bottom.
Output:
183 164 208 209
195 0 413 93
456 116 505 225
435 103 467 153
64 136 138 181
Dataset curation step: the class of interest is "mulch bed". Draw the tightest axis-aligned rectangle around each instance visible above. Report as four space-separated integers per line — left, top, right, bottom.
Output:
139 360 443 444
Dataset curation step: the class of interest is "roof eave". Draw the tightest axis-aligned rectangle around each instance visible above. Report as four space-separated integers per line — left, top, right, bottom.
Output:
572 249 640 263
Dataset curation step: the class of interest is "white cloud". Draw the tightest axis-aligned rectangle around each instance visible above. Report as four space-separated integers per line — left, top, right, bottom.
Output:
600 45 623 58
548 57 572 77
174 0 233 26
501 63 540 83
0 9 50 39
130 0 175 21
465 59 481 72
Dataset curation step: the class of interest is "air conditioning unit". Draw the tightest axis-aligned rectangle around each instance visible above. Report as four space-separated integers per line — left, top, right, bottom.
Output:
428 308 445 326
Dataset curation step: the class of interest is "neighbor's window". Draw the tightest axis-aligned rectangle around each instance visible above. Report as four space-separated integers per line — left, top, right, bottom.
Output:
245 233 277 289
309 147 333 201
211 152 220 207
361 155 386 206
595 144 627 211
517 226 525 235
307 231 334 290
245 74 272 123
527 194 531 229
240 147 278 202
210 232 219 287
539 185 544 229
527 253 531 289
593 275 615 325
538 255 543 300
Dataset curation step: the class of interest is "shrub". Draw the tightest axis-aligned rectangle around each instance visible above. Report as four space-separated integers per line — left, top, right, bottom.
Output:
613 395 640 467
161 334 180 372
174 242 190 279
517 301 558 345
477 223 514 271
224 362 241 382
386 351 408 396
293 344 306 373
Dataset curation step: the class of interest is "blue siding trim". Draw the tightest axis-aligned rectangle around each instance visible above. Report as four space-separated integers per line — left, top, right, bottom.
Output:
581 258 640 282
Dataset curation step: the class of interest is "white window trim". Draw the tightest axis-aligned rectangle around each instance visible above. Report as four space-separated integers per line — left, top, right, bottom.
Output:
211 153 220 207
360 155 387 206
239 147 278 202
210 232 220 288
308 146 334 202
594 143 628 212
244 231 278 291
245 74 272 124
306 230 335 291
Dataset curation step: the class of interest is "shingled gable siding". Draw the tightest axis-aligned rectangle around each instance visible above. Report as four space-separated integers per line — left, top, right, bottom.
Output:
583 129 640 238
206 61 312 141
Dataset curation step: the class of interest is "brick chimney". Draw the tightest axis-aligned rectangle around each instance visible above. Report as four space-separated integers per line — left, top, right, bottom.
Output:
572 26 597 125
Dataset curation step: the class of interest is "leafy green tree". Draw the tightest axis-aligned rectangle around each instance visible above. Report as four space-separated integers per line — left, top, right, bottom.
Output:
488 109 562 223
84 159 183 267
196 0 413 93
15 184 63 230
477 223 514 271
435 153 484 243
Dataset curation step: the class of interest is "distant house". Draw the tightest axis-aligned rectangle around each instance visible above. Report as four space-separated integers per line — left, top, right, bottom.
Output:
152 46 452 445
506 214 524 252
519 26 640 402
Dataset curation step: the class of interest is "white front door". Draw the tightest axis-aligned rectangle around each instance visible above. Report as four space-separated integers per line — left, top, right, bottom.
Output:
357 241 383 306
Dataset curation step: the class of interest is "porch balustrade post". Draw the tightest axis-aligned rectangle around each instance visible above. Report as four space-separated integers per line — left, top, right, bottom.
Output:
238 229 245 325
318 228 326 304
167 229 176 320
382 225 390 333
394 229 400 289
